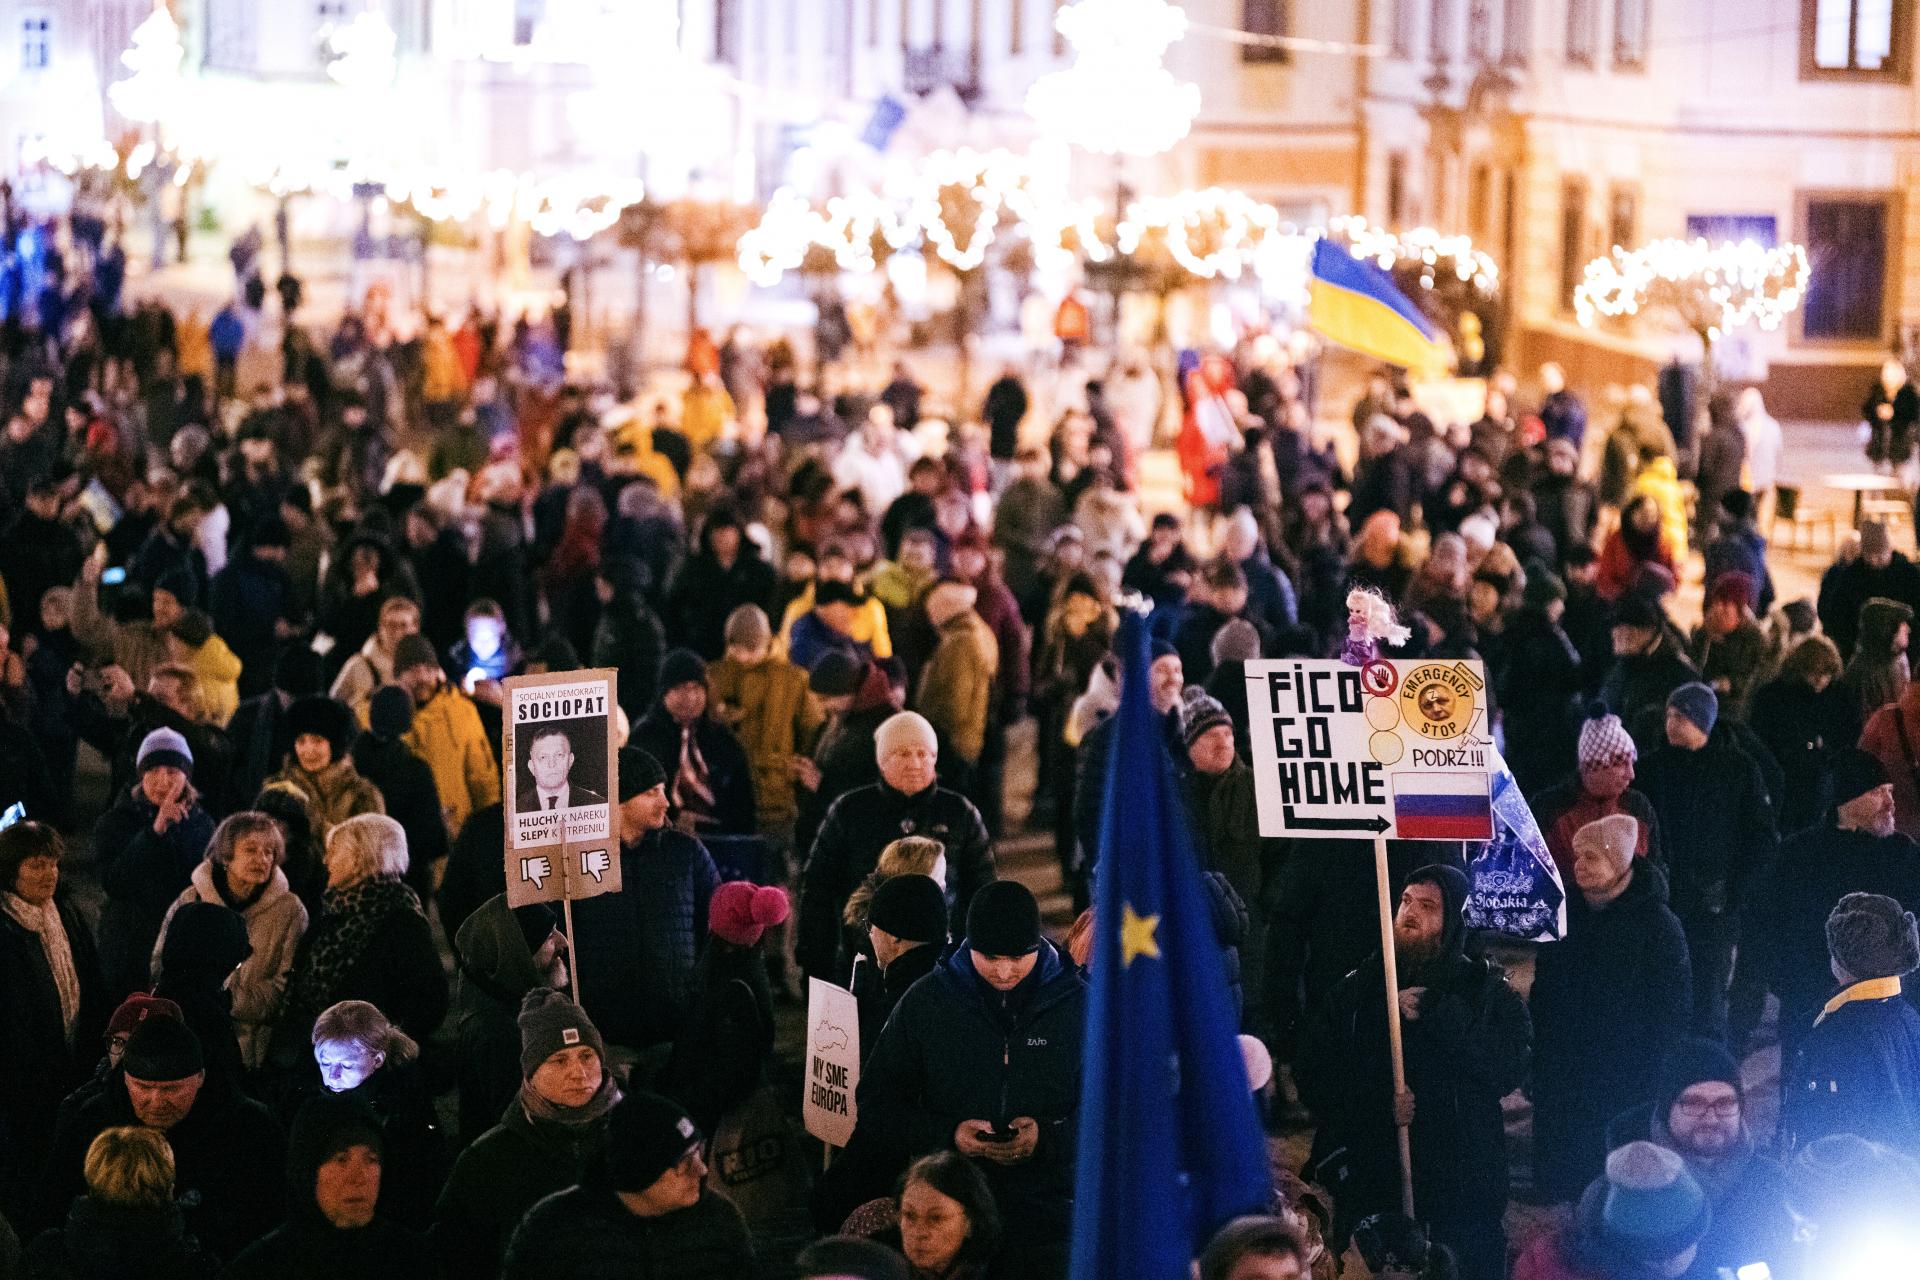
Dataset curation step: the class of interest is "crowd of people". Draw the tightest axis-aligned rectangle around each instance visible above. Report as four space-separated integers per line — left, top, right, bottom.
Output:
0 209 1918 1280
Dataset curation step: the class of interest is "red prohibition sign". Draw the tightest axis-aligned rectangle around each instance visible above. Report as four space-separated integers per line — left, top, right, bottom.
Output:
1361 660 1398 698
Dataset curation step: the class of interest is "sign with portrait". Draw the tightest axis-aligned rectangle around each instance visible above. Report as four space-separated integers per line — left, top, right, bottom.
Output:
503 669 621 906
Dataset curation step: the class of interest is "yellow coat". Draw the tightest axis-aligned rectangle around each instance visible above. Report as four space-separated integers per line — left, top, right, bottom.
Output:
176 311 214 382
1630 456 1690 564
422 329 467 403
181 634 244 728
403 684 500 837
914 611 1000 764
707 654 825 825
680 383 735 453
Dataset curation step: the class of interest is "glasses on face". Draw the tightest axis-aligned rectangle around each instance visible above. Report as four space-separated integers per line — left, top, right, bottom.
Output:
1673 1095 1741 1120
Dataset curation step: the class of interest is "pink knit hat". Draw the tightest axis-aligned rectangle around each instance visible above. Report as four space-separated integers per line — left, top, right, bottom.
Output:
710 881 791 947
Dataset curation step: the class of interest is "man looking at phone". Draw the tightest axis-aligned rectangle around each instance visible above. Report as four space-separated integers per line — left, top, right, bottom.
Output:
858 880 1085 1278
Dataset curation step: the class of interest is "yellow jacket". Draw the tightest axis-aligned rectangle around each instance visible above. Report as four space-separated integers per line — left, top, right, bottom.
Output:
680 383 735 453
707 654 825 825
422 329 467 403
1630 456 1690 564
914 611 999 764
404 683 500 837
776 586 893 659
181 634 244 728
176 311 214 382
611 421 682 498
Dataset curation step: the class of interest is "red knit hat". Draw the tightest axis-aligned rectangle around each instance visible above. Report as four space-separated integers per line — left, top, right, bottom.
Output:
710 881 791 947
107 993 183 1039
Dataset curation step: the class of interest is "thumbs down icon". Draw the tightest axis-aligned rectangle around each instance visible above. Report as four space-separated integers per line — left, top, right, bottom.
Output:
519 855 552 891
580 848 611 884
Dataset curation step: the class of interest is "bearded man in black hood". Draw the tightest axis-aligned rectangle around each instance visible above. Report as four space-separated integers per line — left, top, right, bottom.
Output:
1295 863 1532 1280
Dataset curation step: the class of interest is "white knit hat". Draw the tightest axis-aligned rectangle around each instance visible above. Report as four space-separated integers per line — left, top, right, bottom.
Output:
1572 813 1638 876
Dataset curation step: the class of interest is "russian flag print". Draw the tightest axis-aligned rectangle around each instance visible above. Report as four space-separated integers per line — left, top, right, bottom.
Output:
1392 772 1494 841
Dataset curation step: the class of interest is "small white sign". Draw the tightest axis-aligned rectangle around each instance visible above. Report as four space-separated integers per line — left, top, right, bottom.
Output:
803 977 860 1148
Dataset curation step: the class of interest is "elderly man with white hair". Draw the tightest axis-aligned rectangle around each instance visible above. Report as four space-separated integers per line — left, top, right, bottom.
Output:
279 813 448 1048
798 710 997 984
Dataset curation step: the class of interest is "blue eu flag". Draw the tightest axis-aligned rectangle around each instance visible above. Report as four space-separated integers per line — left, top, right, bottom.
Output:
1069 611 1272 1279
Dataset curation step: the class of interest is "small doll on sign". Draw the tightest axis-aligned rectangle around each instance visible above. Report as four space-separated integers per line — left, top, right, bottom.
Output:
1344 587 1411 667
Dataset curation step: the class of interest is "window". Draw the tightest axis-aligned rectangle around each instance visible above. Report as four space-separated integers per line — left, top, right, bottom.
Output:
1242 0 1289 62
1801 195 1892 341
1503 0 1530 61
1608 185 1638 251
1684 213 1778 248
1566 0 1596 64
1468 0 1494 53
513 0 544 46
1429 0 1454 59
1559 178 1587 309
1391 0 1418 57
1387 152 1409 226
1468 162 1491 239
1010 0 1022 53
715 0 738 61
316 0 350 22
1053 0 1066 56
1614 0 1648 66
1805 0 1906 77
19 12 48 72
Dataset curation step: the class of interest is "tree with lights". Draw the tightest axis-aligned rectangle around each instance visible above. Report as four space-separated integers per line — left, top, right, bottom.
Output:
1575 238 1810 391
661 198 761 333
110 2 190 270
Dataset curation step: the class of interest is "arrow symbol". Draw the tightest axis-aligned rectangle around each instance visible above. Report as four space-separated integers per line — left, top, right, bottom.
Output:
1282 806 1390 834
519 855 552 890
579 848 611 884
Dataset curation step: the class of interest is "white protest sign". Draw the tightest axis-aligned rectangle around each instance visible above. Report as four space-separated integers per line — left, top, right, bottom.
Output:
1243 657 1493 841
503 669 621 907
804 977 860 1148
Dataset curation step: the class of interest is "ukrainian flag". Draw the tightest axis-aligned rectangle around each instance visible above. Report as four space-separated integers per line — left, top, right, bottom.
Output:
1308 237 1451 372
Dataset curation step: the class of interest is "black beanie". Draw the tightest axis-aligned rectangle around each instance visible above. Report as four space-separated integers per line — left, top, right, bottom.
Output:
122 1015 204 1082
597 1091 701 1192
1831 747 1891 809
513 901 560 953
273 645 325 698
618 747 666 801
392 634 440 674
809 650 865 697
965 880 1041 957
1654 1038 1741 1120
868 874 950 945
368 685 414 740
657 648 708 693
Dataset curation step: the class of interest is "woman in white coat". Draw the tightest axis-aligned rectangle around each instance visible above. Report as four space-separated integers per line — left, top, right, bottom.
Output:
153 811 308 1068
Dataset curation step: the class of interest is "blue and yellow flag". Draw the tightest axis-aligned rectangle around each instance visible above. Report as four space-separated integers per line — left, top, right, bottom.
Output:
1308 237 1451 372
1069 611 1271 1280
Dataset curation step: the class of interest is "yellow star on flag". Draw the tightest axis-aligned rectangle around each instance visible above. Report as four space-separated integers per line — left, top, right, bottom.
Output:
1121 903 1161 967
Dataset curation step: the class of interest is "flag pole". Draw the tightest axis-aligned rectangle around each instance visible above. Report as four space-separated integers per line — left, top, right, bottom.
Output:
1373 832 1416 1217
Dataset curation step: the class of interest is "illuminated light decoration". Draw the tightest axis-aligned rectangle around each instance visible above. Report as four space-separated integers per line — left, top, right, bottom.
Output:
1025 0 1201 158
1574 237 1810 343
1123 188 1283 280
1329 216 1498 294
324 10 399 90
108 3 185 127
737 188 825 286
911 148 1019 272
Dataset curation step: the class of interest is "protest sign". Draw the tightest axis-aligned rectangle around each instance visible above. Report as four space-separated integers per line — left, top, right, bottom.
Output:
803 977 860 1149
503 669 621 909
1242 657 1494 842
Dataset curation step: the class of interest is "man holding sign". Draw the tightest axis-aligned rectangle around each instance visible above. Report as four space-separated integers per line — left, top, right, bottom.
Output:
1294 863 1530 1280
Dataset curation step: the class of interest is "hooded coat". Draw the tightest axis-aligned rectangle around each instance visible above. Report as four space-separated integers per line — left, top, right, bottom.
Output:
663 520 779 659
569 826 719 1050
451 894 557 1144
1817 551 1920 661
1529 863 1693 1202
1296 866 1531 1260
149 901 254 1086
1841 597 1913 721
222 1094 433 1280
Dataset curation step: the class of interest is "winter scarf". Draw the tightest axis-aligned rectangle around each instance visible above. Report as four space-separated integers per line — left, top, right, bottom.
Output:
5 890 82 1042
286 876 423 1018
518 1070 623 1131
